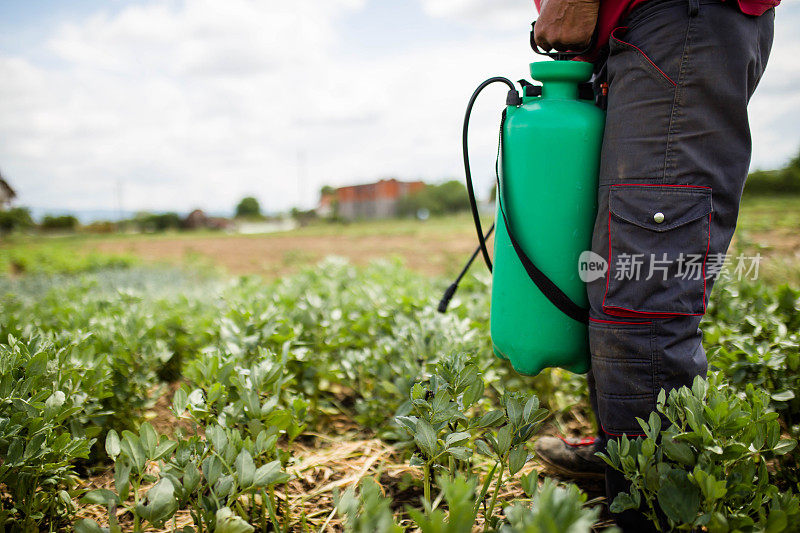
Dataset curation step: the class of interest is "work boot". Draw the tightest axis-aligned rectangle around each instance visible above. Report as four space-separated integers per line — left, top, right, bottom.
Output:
534 436 606 480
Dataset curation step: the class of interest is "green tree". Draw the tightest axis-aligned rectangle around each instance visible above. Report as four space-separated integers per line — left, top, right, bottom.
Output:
135 212 181 232
397 180 469 218
745 146 800 195
0 207 34 235
429 180 469 213
235 196 262 218
41 214 78 231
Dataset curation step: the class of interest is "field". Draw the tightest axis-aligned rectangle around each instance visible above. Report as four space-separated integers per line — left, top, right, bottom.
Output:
5 197 799 282
1 196 799 532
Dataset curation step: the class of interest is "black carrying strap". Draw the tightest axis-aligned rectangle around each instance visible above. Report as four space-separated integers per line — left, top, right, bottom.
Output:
495 109 589 324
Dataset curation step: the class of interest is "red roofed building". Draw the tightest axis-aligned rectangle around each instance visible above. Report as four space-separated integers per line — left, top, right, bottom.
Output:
318 179 425 220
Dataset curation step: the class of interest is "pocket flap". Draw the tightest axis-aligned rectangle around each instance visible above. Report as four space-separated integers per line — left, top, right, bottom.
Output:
609 185 712 232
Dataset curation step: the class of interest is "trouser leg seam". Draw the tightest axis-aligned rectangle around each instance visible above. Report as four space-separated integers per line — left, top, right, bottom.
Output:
650 322 661 406
664 15 694 182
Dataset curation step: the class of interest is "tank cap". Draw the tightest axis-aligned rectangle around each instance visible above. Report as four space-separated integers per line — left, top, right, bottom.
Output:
530 61 593 84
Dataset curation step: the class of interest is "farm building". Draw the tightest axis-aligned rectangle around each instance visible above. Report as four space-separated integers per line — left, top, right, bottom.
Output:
183 209 236 231
318 178 425 220
0 175 16 209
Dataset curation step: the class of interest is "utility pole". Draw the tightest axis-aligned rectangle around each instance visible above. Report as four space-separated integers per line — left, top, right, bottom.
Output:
115 179 124 230
297 149 306 211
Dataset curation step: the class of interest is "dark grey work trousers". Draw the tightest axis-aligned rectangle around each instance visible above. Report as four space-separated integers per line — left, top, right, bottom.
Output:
585 0 774 529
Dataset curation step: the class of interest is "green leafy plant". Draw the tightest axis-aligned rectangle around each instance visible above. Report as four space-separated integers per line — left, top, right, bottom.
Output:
598 374 799 531
179 346 307 446
501 475 617 533
0 336 95 530
336 477 403 533
704 279 800 487
396 354 548 527
80 422 291 532
3 256 799 532
705 280 800 433
407 474 480 533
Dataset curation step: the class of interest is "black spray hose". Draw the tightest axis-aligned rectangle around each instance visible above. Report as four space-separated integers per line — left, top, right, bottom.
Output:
438 77 521 313
463 77 520 272
437 223 495 313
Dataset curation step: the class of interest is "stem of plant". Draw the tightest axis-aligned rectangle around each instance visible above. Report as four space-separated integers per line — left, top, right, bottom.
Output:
424 462 431 505
485 461 504 527
235 499 248 522
284 482 292 533
268 485 281 530
260 489 269 532
132 478 141 533
449 455 455 482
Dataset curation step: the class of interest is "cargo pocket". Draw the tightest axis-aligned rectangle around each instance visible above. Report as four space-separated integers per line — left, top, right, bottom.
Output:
590 321 656 436
609 27 678 90
602 184 713 318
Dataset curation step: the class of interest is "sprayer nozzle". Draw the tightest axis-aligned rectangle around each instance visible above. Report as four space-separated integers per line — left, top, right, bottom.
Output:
437 283 458 313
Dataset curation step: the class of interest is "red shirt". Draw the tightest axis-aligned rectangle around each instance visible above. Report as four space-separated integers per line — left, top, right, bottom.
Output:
534 0 779 56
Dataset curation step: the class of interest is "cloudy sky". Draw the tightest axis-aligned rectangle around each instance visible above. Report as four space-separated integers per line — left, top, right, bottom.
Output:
1 0 798 219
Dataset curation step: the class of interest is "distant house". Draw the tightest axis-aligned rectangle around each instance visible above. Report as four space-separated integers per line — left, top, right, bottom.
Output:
183 209 235 231
317 194 335 218
0 175 16 210
318 179 425 220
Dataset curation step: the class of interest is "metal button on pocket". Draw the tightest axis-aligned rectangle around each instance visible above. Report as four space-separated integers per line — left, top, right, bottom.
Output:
653 212 665 224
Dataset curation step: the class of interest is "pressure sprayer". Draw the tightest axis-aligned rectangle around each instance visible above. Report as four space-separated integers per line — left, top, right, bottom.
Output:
438 23 605 376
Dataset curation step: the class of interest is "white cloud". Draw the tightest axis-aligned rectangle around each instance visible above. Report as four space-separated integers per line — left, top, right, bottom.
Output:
748 5 800 169
419 0 536 30
0 0 530 215
1 0 372 213
0 0 797 217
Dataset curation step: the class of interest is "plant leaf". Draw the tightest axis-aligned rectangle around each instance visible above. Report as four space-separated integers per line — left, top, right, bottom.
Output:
414 419 437 459
105 430 121 460
508 445 528 476
235 449 255 488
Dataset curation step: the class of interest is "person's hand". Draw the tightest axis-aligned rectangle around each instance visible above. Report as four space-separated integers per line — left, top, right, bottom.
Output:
534 0 599 52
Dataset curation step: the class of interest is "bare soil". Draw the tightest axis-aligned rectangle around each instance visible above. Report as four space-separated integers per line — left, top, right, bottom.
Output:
89 232 487 278
86 226 797 281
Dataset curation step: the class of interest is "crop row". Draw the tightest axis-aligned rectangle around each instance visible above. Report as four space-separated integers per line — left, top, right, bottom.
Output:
0 259 798 531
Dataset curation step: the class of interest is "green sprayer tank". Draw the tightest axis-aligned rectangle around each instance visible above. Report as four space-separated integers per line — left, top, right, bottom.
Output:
490 60 604 376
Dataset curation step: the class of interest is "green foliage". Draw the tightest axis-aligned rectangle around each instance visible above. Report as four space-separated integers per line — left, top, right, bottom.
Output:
336 477 403 533
407 474 480 533
397 180 470 217
704 278 800 486
704 279 800 433
134 211 182 232
745 148 800 196
41 214 79 231
0 270 217 446
0 244 135 275
235 197 262 218
81 408 293 531
397 353 548 526
0 336 95 530
0 206 34 234
598 375 800 532
3 254 799 531
178 346 308 453
290 207 318 224
501 477 617 533
337 471 607 533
